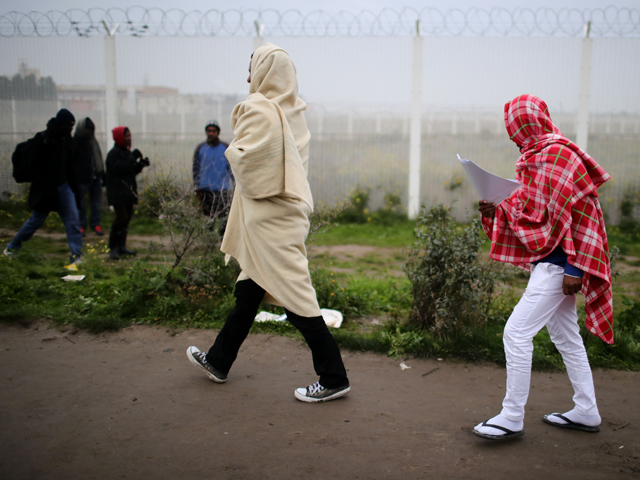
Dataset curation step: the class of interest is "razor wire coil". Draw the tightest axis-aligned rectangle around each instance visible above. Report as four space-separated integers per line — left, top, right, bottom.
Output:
1 6 639 37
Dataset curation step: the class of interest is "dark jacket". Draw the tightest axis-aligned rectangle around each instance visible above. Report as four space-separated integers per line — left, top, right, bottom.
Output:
73 118 104 185
27 118 78 212
105 143 143 206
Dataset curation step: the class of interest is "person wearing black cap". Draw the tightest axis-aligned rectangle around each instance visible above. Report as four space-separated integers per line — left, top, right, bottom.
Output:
192 119 233 220
3 108 83 264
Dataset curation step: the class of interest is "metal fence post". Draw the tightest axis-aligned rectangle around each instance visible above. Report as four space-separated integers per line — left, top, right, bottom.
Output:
180 99 186 140
317 106 324 141
103 21 119 150
253 20 264 52
576 21 592 151
408 20 423 220
141 101 147 135
11 98 17 142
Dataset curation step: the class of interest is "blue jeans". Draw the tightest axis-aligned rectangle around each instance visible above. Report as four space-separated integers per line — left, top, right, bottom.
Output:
78 176 103 229
8 182 83 260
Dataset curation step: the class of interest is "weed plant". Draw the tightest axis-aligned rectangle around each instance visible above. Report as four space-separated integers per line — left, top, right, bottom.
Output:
2 196 639 371
337 184 407 225
404 203 502 336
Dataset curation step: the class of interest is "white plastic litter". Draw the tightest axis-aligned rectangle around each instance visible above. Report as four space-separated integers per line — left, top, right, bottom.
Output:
399 362 411 370
254 312 283 323
62 275 85 282
321 309 343 328
254 308 343 328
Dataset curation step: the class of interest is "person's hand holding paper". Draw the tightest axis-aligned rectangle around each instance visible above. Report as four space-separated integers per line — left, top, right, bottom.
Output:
457 154 520 206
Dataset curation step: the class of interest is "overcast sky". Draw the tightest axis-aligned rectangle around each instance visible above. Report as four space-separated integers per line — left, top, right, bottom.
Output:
1 2 638 115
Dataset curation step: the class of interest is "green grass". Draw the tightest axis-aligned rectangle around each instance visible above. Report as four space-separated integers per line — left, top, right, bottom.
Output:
608 225 640 258
0 199 164 236
313 220 416 247
1 214 640 372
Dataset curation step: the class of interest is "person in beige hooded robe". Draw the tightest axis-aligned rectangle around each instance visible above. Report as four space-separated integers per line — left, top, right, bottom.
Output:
187 43 350 403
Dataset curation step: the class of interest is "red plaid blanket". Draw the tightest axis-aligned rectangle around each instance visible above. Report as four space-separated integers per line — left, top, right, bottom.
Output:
482 95 613 344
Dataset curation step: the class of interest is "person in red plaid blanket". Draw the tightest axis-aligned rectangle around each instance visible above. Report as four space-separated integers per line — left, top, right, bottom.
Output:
472 94 613 440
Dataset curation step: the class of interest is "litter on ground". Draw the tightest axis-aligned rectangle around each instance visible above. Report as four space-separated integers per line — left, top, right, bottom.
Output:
62 275 85 282
254 308 343 328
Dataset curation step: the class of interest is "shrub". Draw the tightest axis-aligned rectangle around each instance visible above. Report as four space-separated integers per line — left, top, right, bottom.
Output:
367 189 407 226
142 173 230 269
337 184 371 224
618 189 640 240
404 203 502 337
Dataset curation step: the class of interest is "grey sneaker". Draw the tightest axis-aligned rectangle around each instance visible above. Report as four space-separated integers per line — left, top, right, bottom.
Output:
3 247 15 257
70 256 83 265
186 346 227 383
294 381 350 403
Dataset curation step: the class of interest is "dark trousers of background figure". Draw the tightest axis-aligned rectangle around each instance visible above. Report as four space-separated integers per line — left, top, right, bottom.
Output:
197 189 232 234
7 182 82 261
206 278 349 389
109 204 133 250
78 177 102 230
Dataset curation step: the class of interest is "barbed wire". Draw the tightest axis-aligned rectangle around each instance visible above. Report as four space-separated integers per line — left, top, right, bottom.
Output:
1 6 639 38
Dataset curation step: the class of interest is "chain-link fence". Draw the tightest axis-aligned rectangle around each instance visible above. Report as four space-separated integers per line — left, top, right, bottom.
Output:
1 7 639 222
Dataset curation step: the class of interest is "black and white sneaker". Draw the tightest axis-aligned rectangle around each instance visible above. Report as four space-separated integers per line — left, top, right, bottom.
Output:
294 382 350 403
186 346 227 383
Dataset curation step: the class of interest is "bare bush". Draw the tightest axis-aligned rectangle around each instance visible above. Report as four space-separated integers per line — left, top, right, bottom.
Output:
404 203 502 337
142 172 232 270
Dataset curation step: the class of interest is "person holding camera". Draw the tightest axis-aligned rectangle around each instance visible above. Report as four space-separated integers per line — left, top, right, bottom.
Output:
105 126 150 260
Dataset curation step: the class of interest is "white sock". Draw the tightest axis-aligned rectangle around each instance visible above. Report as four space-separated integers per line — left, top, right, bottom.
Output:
546 408 601 427
474 413 523 436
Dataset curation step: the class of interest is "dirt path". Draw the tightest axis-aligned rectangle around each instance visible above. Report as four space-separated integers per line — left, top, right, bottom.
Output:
1 322 638 479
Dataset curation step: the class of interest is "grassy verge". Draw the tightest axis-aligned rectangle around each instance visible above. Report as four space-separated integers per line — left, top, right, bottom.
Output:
1 213 639 371
312 221 416 248
0 197 164 236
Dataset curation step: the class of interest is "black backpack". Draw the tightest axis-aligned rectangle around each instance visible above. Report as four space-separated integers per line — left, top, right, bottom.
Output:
11 135 38 183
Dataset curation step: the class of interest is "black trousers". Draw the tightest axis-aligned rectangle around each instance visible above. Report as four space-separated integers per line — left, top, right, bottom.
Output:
206 279 349 389
109 204 133 249
197 190 231 218
112 204 133 232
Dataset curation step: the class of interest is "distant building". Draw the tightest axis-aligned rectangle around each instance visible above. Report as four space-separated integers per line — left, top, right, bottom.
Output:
56 85 180 114
18 62 41 82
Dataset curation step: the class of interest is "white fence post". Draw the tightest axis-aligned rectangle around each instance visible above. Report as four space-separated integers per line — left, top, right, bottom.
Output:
103 21 119 150
180 101 186 141
11 98 17 142
408 20 423 220
576 21 592 151
317 106 324 141
253 21 264 52
141 101 147 135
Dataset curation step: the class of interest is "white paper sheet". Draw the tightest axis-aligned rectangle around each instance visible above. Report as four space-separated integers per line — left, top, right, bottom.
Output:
457 154 520 205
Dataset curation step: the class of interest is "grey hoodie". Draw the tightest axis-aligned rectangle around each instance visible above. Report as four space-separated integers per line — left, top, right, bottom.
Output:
74 117 104 183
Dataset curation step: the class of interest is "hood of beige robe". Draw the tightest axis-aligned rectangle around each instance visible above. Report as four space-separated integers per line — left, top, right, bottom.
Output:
249 43 311 175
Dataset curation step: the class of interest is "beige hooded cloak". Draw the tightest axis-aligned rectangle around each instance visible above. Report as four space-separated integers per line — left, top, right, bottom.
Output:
220 43 321 318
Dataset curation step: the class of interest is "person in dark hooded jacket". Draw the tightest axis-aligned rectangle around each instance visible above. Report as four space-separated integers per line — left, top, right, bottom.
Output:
3 109 83 264
105 126 149 260
74 117 105 236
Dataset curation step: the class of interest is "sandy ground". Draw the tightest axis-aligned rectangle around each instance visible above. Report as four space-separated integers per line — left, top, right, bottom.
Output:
0 322 638 480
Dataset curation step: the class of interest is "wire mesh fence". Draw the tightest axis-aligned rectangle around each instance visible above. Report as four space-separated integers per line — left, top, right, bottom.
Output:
1 7 639 223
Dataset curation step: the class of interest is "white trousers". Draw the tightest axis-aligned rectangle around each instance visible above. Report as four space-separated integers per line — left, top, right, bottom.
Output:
501 263 599 421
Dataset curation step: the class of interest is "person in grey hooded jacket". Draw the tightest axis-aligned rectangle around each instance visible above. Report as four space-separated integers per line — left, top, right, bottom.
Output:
74 117 105 236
